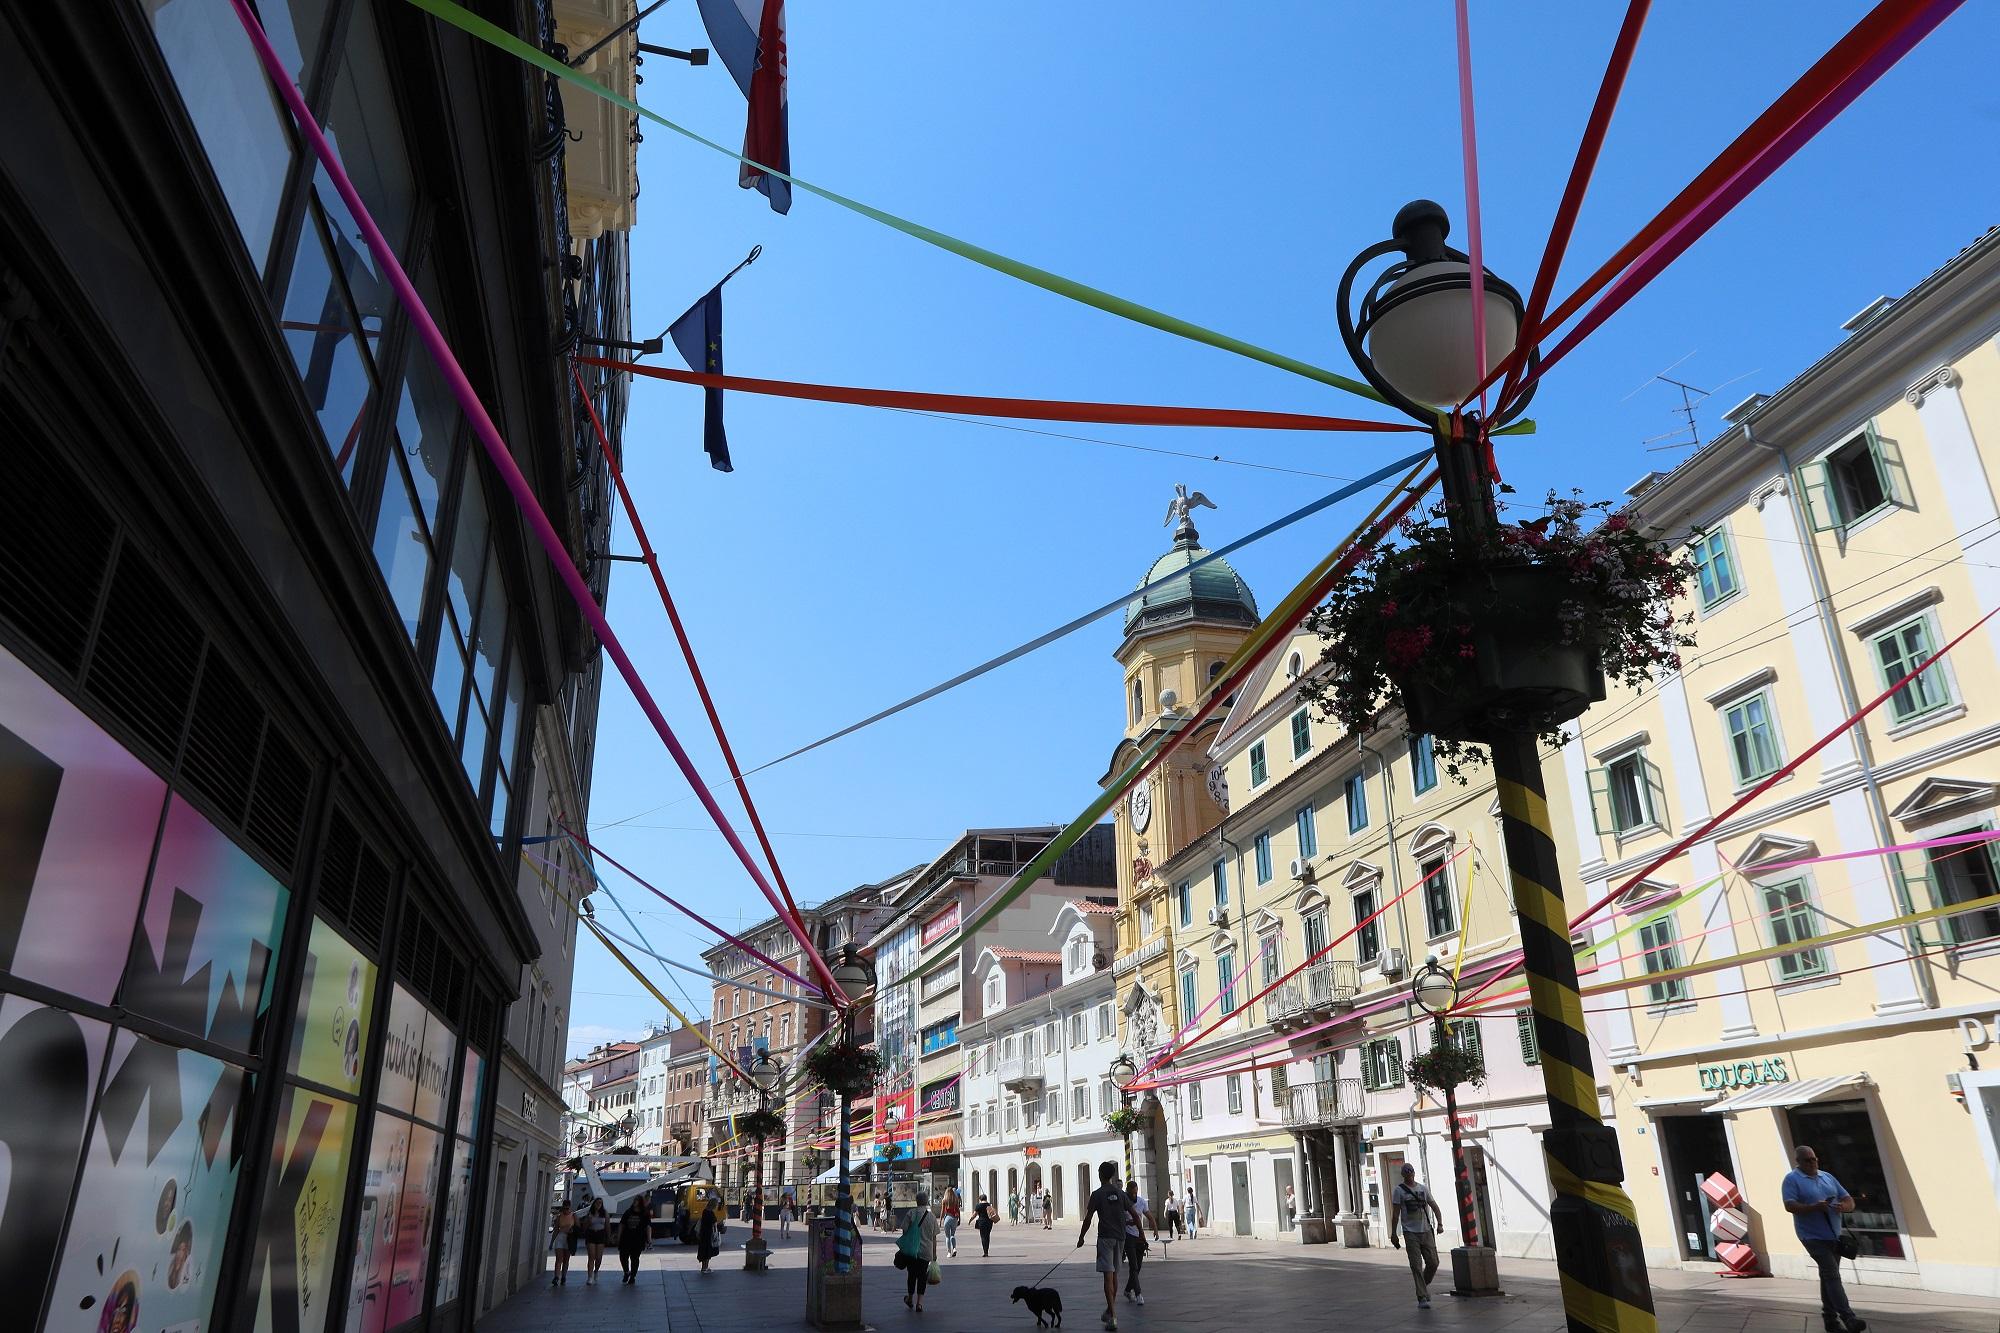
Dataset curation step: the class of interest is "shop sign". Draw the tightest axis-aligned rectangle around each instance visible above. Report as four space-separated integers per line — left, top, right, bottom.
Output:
921 903 962 947
1452 1113 1478 1131
922 1134 956 1155
1959 1014 2000 1054
1696 1056 1790 1091
1023 1145 1041 1158
1191 1132 1292 1155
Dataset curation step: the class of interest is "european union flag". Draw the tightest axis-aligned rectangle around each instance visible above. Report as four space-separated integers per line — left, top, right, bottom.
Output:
669 283 732 472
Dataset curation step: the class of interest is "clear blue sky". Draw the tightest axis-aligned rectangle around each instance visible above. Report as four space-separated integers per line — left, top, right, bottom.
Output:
562 1 2000 1053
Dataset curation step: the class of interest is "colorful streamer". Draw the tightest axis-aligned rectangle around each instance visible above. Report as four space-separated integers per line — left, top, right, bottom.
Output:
585 919 753 1084
229 0 845 1003
406 0 1389 404
578 356 1416 434
753 448 1431 774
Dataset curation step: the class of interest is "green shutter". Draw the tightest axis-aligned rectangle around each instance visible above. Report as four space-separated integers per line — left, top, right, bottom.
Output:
1586 765 1613 836
1869 423 1913 507
1642 755 1668 829
1385 1038 1404 1087
1515 1010 1540 1065
1796 462 1841 531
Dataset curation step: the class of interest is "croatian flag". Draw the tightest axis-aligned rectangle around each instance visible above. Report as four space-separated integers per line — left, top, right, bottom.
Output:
696 0 791 214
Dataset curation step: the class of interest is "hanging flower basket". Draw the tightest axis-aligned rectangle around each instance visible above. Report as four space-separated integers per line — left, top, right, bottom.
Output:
736 1108 787 1141
1301 492 1693 775
1103 1107 1144 1137
804 1040 881 1098
1407 1043 1487 1093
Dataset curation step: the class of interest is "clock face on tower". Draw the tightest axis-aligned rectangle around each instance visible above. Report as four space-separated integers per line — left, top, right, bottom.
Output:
1205 761 1230 813
1128 781 1152 833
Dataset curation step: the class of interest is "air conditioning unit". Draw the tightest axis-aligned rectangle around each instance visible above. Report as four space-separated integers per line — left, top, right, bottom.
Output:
1206 906 1229 927
1289 858 1316 882
1380 947 1406 978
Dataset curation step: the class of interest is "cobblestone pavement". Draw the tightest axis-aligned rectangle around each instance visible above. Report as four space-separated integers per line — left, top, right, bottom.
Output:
477 1222 2000 1333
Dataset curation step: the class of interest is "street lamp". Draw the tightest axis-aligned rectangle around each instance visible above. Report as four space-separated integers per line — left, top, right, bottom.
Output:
745 1051 785 1271
1109 1052 1139 1189
1410 960 1481 1259
829 945 875 1276
1339 203 1655 1333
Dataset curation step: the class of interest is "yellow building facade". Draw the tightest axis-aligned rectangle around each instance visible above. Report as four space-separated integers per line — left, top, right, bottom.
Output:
1563 228 2000 1297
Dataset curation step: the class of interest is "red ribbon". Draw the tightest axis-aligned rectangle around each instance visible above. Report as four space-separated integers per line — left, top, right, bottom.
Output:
574 356 1424 434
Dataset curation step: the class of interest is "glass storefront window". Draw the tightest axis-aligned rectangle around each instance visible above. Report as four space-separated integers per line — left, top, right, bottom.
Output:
248 1086 358 1333
0 996 113 1322
289 917 378 1097
319 0 415 261
370 448 435 644
281 203 378 480
346 1113 410 1333
1786 1101 1903 1258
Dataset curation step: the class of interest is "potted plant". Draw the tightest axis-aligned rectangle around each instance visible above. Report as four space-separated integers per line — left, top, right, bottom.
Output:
1103 1107 1144 1137
737 1107 787 1141
803 1040 882 1098
1301 491 1693 777
1406 1042 1488 1094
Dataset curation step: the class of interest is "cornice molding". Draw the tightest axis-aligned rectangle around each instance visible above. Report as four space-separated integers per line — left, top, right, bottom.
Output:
1905 364 1961 408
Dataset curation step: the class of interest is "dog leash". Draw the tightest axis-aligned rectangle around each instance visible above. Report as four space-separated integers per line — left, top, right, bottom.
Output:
1023 1243 1081 1291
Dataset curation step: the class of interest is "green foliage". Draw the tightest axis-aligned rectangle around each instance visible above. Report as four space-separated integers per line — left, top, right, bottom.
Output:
1103 1107 1144 1137
1406 1043 1487 1093
737 1108 787 1141
804 1040 881 1097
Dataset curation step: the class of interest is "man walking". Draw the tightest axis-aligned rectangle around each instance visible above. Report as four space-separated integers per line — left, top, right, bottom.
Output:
1389 1162 1444 1309
1783 1145 1867 1333
1077 1161 1142 1331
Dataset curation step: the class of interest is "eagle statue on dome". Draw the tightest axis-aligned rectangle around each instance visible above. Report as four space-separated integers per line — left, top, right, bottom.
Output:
1164 483 1217 530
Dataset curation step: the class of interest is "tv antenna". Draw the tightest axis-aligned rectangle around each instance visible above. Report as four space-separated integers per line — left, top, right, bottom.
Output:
1622 354 1759 453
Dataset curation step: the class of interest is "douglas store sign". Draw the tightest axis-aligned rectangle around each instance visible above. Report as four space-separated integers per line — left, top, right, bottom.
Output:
1697 1056 1791 1091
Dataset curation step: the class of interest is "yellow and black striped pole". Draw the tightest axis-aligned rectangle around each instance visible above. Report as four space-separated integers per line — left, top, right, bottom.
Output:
1491 733 1656 1333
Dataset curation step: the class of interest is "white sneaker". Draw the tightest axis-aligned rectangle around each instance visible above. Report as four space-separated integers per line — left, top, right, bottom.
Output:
1418 1299 1432 1309
1136 1294 1146 1306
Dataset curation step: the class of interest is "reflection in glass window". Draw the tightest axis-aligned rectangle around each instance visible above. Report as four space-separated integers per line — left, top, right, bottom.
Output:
281 204 377 478
371 448 434 643
321 0 416 259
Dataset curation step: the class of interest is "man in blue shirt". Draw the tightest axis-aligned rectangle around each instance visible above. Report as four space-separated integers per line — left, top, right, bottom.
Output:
1781 1144 1865 1333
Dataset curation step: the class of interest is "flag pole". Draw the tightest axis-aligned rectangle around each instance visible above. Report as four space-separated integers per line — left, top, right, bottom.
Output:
718 244 762 286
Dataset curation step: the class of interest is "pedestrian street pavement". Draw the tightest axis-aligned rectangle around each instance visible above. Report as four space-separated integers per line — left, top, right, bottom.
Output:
476 1220 2000 1333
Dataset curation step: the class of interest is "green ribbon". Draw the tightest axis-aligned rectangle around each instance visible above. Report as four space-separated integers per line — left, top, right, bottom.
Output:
405 0 1386 405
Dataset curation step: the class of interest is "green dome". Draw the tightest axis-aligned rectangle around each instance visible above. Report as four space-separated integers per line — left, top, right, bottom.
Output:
1123 525 1258 636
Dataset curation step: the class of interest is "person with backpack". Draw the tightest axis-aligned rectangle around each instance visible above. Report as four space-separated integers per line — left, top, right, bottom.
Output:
894 1189 942 1312
1076 1162 1143 1331
972 1193 997 1257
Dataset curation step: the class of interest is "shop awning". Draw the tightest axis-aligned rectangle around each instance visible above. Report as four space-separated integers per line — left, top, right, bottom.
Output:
1636 1093 1719 1113
813 1157 872 1184
1704 1073 1871 1115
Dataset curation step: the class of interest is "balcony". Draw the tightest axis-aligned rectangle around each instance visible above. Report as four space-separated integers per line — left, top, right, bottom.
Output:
1305 960 1359 1012
995 1052 1044 1092
1283 1077 1364 1127
1263 981 1306 1029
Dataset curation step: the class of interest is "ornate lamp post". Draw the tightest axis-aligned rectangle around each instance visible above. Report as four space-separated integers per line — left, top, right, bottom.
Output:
1108 1052 1139 1187
744 1051 786 1271
830 946 875 1275
1338 201 1654 1333
1412 961 1483 1260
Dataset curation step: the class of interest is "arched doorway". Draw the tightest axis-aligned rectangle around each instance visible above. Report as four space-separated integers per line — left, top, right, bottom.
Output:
1025 1162 1043 1221
1052 1164 1064 1219
1143 1101 1171 1216
1006 1166 1019 1215
987 1169 998 1207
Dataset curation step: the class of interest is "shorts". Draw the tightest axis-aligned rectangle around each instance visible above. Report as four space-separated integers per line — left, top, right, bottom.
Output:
1095 1234 1124 1274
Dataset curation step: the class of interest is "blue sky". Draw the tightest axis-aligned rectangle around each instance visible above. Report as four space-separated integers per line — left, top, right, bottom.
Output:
562 1 2000 1052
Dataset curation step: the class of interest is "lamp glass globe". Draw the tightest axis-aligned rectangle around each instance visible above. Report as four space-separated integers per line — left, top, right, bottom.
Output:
1365 261 1521 408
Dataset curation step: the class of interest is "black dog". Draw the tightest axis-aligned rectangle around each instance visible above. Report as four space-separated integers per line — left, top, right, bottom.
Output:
1010 1285 1062 1326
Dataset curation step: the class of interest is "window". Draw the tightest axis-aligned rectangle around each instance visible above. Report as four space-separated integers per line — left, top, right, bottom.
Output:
1352 888 1380 964
1226 1075 1243 1114
1096 1001 1115 1040
1515 1010 1540 1065
1066 935 1089 973
1421 854 1455 938
1723 691 1783 785
1072 1084 1088 1119
1259 936 1282 986
1249 742 1269 787
1692 528 1740 607
1637 916 1689 1004
1046 1090 1060 1121
1302 910 1328 960
1874 617 1952 723
1177 880 1193 928
1361 1038 1403 1090
1045 1020 1062 1053
1069 1012 1087 1047
1345 771 1368 833
1446 1019 1482 1060
1005 1100 1019 1133
1783 1100 1903 1258
1295 806 1318 859
1188 1081 1204 1120
1290 708 1312 757
1139 901 1155 937
1589 749 1665 835
921 1017 959 1053
1179 968 1199 1026
1216 952 1237 1015
984 970 1004 1014
1408 735 1438 795
1098 1080 1115 1116
1212 859 1229 909
1760 878 1828 980
1131 677 1144 724
1799 425 1910 532
1914 835 2000 945
1254 833 1273 884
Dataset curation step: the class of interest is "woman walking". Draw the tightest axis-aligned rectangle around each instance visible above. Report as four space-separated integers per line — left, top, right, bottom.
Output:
1008 1188 1020 1226
616 1197 650 1284
778 1191 796 1240
582 1198 611 1283
549 1201 577 1286
972 1193 996 1257
695 1200 720 1274
940 1188 961 1257
894 1190 941 1312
